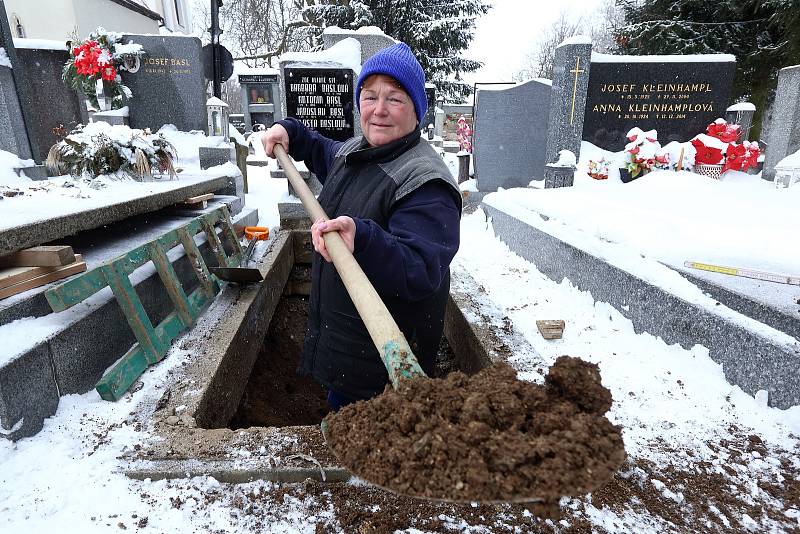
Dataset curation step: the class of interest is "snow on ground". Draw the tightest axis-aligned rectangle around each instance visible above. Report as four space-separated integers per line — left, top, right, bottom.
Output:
1 150 799 532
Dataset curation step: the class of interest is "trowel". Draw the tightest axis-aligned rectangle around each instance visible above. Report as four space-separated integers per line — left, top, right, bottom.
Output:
210 227 269 283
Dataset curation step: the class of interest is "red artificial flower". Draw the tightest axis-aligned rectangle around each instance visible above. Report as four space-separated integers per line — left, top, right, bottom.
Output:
655 153 670 164
722 143 748 173
691 138 724 165
100 64 117 81
742 144 760 171
629 146 640 155
706 121 740 143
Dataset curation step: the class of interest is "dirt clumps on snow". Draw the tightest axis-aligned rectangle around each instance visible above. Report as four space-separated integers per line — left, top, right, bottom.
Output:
324 356 625 505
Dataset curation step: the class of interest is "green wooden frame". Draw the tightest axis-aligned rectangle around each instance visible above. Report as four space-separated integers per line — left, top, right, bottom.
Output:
45 206 244 401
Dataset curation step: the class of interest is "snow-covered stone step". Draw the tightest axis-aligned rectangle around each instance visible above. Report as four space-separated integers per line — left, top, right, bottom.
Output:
0 206 258 441
0 169 245 257
483 202 800 409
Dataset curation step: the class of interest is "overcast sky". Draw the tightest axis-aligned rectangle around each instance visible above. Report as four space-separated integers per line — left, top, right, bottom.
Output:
462 0 606 85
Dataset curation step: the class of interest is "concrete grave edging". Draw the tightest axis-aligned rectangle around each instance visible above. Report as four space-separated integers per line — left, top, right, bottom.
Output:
483 203 800 409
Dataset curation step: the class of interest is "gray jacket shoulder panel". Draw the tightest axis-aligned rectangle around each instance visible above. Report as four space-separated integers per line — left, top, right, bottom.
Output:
336 136 364 157
379 140 460 205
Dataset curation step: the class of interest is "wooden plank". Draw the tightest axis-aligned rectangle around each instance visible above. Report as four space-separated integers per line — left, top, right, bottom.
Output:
0 246 75 267
536 319 565 340
0 256 86 299
183 193 214 204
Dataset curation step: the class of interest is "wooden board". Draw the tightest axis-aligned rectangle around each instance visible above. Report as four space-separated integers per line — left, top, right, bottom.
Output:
0 254 82 289
536 319 565 340
183 193 214 204
0 256 86 299
0 245 75 267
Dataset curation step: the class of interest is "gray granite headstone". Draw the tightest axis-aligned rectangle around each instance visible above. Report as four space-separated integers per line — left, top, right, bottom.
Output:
583 54 736 151
120 35 205 132
763 64 800 182
15 46 89 162
0 66 31 159
0 2 32 160
472 79 551 191
322 27 396 65
544 40 592 177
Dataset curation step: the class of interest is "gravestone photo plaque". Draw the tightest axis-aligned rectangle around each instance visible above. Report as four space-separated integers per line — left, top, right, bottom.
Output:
284 68 354 141
582 57 735 151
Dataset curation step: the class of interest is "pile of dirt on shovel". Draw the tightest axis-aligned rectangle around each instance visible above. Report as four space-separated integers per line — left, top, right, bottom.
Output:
324 356 626 504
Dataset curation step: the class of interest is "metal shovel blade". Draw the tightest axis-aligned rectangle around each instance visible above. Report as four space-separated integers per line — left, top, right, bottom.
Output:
209 266 264 283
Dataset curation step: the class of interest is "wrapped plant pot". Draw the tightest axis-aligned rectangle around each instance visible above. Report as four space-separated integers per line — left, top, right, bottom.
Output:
695 163 724 180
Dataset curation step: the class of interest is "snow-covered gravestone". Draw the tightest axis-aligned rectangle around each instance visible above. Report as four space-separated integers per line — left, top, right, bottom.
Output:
279 38 361 142
581 50 736 151
120 34 206 133
762 64 800 182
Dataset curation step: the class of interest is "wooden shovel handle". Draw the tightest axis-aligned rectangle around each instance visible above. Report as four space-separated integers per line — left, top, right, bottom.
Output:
273 144 425 386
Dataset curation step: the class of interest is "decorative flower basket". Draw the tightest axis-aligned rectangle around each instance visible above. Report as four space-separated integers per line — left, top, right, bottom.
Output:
695 163 724 180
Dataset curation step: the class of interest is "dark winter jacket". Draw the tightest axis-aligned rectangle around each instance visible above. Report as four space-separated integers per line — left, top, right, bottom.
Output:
278 118 462 400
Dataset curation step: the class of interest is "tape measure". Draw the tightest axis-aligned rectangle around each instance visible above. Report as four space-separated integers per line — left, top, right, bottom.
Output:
684 261 800 286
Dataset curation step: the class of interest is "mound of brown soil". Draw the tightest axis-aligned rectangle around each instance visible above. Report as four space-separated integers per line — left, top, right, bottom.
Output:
324 356 625 504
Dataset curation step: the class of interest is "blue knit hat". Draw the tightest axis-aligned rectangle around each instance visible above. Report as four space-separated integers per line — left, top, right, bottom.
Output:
356 43 427 125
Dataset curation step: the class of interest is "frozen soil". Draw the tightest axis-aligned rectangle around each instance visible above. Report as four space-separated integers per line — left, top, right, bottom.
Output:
324 357 626 506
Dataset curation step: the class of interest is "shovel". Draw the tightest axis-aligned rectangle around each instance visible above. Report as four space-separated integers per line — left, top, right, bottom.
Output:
210 226 269 284
275 145 557 507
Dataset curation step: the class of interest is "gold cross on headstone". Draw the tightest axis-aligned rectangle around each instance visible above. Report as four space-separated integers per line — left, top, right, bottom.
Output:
569 57 584 125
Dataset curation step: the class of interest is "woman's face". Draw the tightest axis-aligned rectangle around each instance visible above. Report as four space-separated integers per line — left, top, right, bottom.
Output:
359 74 418 146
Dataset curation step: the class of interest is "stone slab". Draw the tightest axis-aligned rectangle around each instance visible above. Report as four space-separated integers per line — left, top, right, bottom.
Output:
674 265 800 341
0 174 233 256
483 203 800 408
14 165 47 179
121 34 205 132
199 146 233 170
90 111 128 127
0 343 59 440
0 206 257 440
278 201 312 230
763 65 800 181
473 80 551 191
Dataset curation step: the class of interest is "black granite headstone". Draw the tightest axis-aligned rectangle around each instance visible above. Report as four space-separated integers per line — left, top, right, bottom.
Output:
15 47 88 162
120 35 205 132
284 67 354 141
229 113 246 135
422 84 436 129
582 58 735 151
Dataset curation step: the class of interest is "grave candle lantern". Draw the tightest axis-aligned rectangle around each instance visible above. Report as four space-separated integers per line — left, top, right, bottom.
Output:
206 97 229 138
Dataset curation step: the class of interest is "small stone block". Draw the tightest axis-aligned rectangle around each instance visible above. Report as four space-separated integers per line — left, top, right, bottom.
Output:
536 319 565 340
14 165 48 180
199 146 234 170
